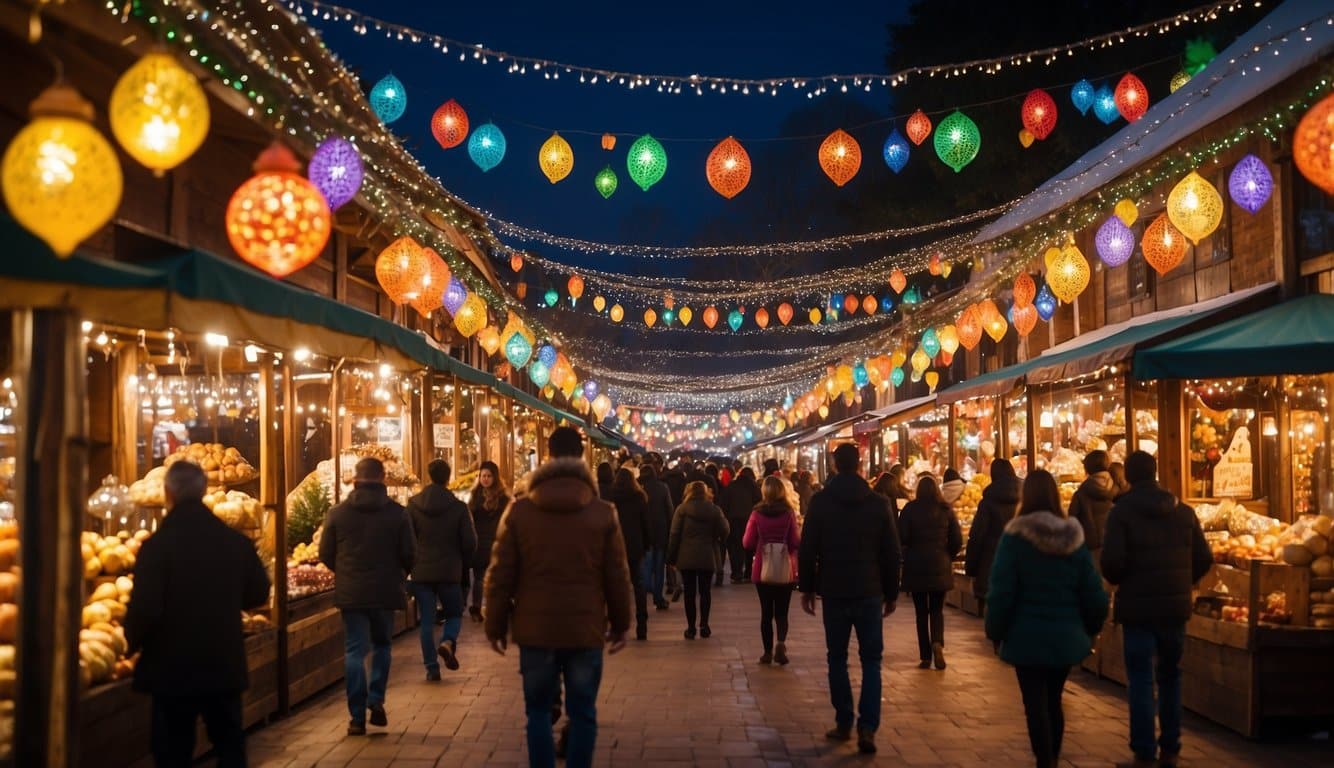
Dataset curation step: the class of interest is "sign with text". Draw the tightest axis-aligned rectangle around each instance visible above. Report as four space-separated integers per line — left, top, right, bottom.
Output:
1213 461 1253 499
434 423 455 449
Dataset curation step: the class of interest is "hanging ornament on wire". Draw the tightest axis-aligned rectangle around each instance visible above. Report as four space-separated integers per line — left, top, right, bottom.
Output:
843 294 859 315
594 165 618 198
539 132 574 183
1047 241 1091 303
882 128 910 173
1018 130 1035 149
678 306 693 326
1093 84 1120 125
478 326 501 357
957 304 983 351
467 122 506 172
409 248 450 317
1013 302 1038 337
544 288 559 307
1142 214 1188 275
703 305 719 329
727 309 744 332
1095 215 1135 268
644 307 657 327
921 327 941 358
369 73 406 124
1170 70 1191 94
1294 92 1334 195
1228 154 1273 214
1012 272 1037 307
938 324 960 364
566 274 585 303
528 360 550 388
934 111 980 173
818 129 861 186
109 50 210 175
1114 73 1149 122
980 299 1008 343
504 331 533 369
890 367 905 387
431 99 469 149
777 302 793 326
609 303 624 323
705 136 751 199
862 295 877 315
592 295 606 313
889 268 907 295
906 109 932 145
627 134 667 191
928 252 943 276
754 307 770 328
1020 89 1058 140
1114 198 1139 226
453 292 487 338
880 296 895 314
1167 171 1223 244
225 142 330 277
1070 79 1095 115
443 276 468 315
808 307 822 325
1034 283 1057 321
308 136 363 209
375 236 429 305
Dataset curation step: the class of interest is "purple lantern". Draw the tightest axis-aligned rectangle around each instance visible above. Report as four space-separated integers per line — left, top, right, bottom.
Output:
1095 215 1135 268
583 380 599 399
442 276 468 316
308 136 363 210
1228 154 1273 214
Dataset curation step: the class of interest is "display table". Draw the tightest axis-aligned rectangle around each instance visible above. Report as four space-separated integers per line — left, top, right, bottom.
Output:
945 568 981 616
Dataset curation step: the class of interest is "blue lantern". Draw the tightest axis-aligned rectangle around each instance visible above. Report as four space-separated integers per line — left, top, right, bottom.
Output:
584 380 599 399
880 296 895 314
528 360 550 388
890 367 905 387
537 344 557 368
853 362 870 389
882 129 910 174
1006 304 1015 323
1035 283 1058 321
728 309 744 332
921 328 940 358
783 392 794 411
829 293 844 313
504 332 532 368
1093 85 1119 125
443 276 468 315
1071 79 1095 115
369 74 407 124
468 122 507 172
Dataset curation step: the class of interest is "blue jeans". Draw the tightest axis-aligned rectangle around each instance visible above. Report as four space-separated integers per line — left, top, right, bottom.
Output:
1123 624 1185 760
341 609 394 723
821 596 885 732
519 646 603 768
409 581 463 672
641 548 666 604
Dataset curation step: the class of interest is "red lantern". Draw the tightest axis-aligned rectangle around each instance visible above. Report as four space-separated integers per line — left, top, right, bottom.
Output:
375 236 430 305
906 109 932 146
755 307 770 329
1012 272 1036 307
889 268 907 294
843 294 859 315
957 304 983 351
516 282 527 300
1020 89 1058 140
1013 303 1038 337
706 136 751 199
862 295 876 315
818 129 861 187
1294 92 1334 195
664 293 675 310
777 302 794 326
225 142 331 278
1114 74 1149 123
430 99 469 149
703 306 719 329
1142 214 1188 276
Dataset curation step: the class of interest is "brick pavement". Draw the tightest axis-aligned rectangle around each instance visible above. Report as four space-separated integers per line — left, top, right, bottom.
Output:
243 585 1330 767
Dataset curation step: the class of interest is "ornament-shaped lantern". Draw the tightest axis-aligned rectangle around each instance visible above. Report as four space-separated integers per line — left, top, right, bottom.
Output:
853 362 870 389
889 268 907 294
910 347 931 378
980 299 1008 343
1170 70 1191 94
706 136 751 198
921 327 941 358
957 304 983 350
443 276 468 315
1228 154 1273 214
1020 89 1057 140
1013 272 1037 307
882 128 910 173
627 134 667 191
1047 243 1091 303
610 304 624 323
600 133 616 151
538 344 558 368
1013 303 1038 337
1018 130 1035 148
375 236 430 305
225 142 330 277
504 332 532 368
539 133 574 183
777 303 794 326
880 296 895 314
1114 73 1149 123
863 295 877 315
453 292 487 338
593 295 606 313
678 306 693 326
1044 247 1061 272
661 308 675 326
754 307 770 329
890 367 905 387
1294 93 1334 195
1035 284 1057 321
544 288 559 307
594 165 618 198
1167 171 1223 244
467 122 506 172
510 253 523 272
1093 85 1119 125
1142 214 1188 275
369 74 406 124
478 326 501 357
409 248 450 316
703 306 719 329
644 308 657 327
808 307 822 325
906 109 932 145
1071 80 1095 115
1095 215 1135 268
938 324 960 364
843 294 859 315
925 371 940 393
934 111 980 173
592 394 613 423
728 309 744 332
109 51 209 175
928 252 943 276
1114 198 1139 226
431 99 469 149
308 136 363 209
528 360 551 388
819 129 861 186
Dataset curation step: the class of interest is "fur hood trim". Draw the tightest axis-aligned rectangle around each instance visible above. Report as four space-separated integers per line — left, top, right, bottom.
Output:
528 458 597 491
526 459 599 513
1004 511 1085 556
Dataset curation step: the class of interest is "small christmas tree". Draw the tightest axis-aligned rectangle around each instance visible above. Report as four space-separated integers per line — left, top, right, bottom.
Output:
287 479 329 555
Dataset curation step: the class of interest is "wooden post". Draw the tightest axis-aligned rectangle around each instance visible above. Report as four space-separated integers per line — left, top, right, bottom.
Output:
330 359 345 503
451 375 461 472
948 402 959 473
1124 375 1138 451
277 361 297 716
1158 380 1187 499
1027 388 1038 473
418 373 432 472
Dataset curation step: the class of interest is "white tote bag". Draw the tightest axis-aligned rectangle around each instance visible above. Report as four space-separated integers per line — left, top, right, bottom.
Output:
758 516 793 584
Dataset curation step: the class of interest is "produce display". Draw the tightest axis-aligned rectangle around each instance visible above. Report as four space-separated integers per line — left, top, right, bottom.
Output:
164 442 258 486
1059 482 1077 510
953 473 989 538
202 489 263 533
79 530 144 686
342 445 418 487
128 466 167 507
1311 589 1334 629
287 525 334 599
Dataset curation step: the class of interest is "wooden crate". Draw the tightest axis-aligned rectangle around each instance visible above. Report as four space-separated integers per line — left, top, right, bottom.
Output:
1182 619 1256 736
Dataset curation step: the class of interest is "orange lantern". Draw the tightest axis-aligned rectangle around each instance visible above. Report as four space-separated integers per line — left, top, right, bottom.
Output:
375 236 430 305
225 142 331 277
1013 303 1038 337
705 136 751 199
478 326 501 356
430 99 469 149
703 305 719 329
1018 129 1035 148
906 109 932 146
1295 92 1334 195
755 307 770 329
843 294 859 315
1020 89 1058 140
777 302 794 326
644 308 657 327
567 274 585 302
593 295 606 313
1114 73 1149 123
889 268 907 294
957 304 983 350
979 299 1008 343
1012 272 1036 307
452 292 487 338
818 129 861 187
601 133 616 151
516 282 527 300
862 295 877 315
509 253 523 272
1142 214 1188 276
409 247 451 316
663 294 675 310
609 304 624 323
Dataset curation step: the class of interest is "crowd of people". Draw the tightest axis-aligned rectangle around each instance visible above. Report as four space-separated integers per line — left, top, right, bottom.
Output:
130 432 1212 768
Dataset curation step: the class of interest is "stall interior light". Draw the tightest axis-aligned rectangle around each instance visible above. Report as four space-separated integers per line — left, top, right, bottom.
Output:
379 363 392 379
1262 416 1279 437
292 347 312 362
244 345 262 363
81 320 93 333
1040 411 1055 429
204 332 229 348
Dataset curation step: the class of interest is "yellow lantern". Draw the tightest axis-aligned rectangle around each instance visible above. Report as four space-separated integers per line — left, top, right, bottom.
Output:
593 295 606 313
610 304 624 323
592 394 613 422
539 132 574 183
835 364 855 394
500 311 534 348
678 306 693 326
1167 171 1223 245
109 51 210 174
1114 198 1139 227
910 347 931 377
938 324 960 356
2 83 123 257
890 347 908 370
925 371 940 393
1047 243 1090 303
809 307 822 325
644 308 657 327
478 326 502 356
817 404 830 420
980 299 1008 343
1043 246 1061 272
452 292 487 337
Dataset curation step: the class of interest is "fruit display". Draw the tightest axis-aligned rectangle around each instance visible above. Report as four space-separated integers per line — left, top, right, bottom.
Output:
342 445 419 487
163 443 257 486
128 466 167 507
1311 590 1334 629
1278 514 1334 575
81 530 147 580
1059 482 1077 510
953 473 989 530
287 561 334 599
79 531 141 687
450 468 479 493
202 489 263 533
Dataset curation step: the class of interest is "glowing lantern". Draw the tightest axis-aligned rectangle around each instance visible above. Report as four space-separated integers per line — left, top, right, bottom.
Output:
644 308 657 327
890 348 907 370
610 304 624 323
819 129 861 186
592 394 612 422
880 296 895 314
501 311 534 349
593 165 619 199
544 288 559 307
375 236 429 305
538 344 558 368
1012 272 1036 307
369 74 406 124
882 128 910 173
567 274 585 302
599 133 617 151
934 111 980 173
809 307 822 325
1114 73 1149 123
903 286 922 306
1 83 122 258
1167 171 1223 244
1035 284 1057 321
699 306 717 329
593 295 606 313
409 248 450 316
925 371 940 393
539 133 574 183
679 306 693 326
957 304 983 351
1013 303 1038 337
453 293 487 338
755 307 769 328
1142 214 1188 275
109 51 209 175
890 367 905 387
906 109 932 145
980 299 1008 343
1093 85 1119 125
1020 89 1057 140
1043 247 1061 272
777 303 794 326
1048 243 1091 303
662 308 676 325
1095 215 1135 268
478 326 501 356
853 362 870 389
431 99 469 149
528 360 551 388
510 253 523 272
835 365 855 394
1071 79 1095 115
921 327 941 358
706 136 751 198
1228 154 1273 214
910 347 930 377
938 324 960 357
443 276 468 315
1018 130 1035 148
861 295 875 315
1170 70 1191 94
306 136 364 211
663 294 675 310
627 134 667 191
1295 93 1334 195
889 268 907 294
929 252 943 276
468 122 506 172
516 283 528 301
818 404 830 420
728 309 744 332
1114 198 1139 226
225 142 330 277
843 294 860 315
584 380 600 399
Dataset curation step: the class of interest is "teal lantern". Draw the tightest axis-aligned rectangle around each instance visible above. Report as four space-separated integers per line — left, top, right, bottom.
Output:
933 111 980 173
890 367 905 387
903 286 922 306
369 74 407 124
594 165 618 199
627 134 667 191
1071 79 1095 115
504 332 533 368
1093 85 1119 125
853 362 869 389
727 309 743 332
544 288 559 307
528 360 550 388
467 122 506 172
921 328 940 358
662 308 675 326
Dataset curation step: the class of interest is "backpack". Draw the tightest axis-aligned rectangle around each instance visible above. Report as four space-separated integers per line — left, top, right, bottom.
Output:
758 513 794 585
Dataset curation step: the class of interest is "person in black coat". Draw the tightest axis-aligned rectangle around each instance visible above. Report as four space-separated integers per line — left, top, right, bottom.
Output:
964 458 1021 617
596 461 616 500
610 467 654 639
1068 450 1117 566
466 460 510 621
662 462 687 509
126 461 270 767
723 468 762 582
639 464 675 610
898 475 964 671
406 460 477 680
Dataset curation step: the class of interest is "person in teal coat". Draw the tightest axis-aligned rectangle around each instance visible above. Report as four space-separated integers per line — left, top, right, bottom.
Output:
985 469 1108 768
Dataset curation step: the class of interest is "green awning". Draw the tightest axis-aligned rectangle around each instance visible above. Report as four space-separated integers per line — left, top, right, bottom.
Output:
1134 293 1334 379
936 357 1041 405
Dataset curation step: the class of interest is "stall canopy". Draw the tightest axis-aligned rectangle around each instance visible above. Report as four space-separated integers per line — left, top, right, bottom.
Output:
1134 293 1334 379
937 358 1044 405
797 412 868 445
852 395 939 435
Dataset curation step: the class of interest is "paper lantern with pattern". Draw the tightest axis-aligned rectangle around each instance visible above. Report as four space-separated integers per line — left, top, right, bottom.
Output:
453 293 487 338
728 309 744 332
1167 171 1223 244
375 236 430 305
443 276 468 315
594 165 618 199
934 111 980 173
980 299 1008 343
1012 272 1037 307
1228 154 1273 214
777 303 794 326
544 288 559 307
409 248 451 316
889 268 907 294
819 129 861 186
1295 92 1334 195
110 51 210 175
957 304 983 351
906 109 932 145
644 308 657 327
1095 215 1135 268
610 304 624 323
1114 74 1149 123
225 142 330 277
862 295 877 315
1047 244 1091 303
537 344 558 368
369 74 406 124
504 332 532 368
1142 214 1188 276
567 274 585 302
431 99 469 149
754 307 769 329
808 307 822 325
592 394 613 422
1035 284 1057 321
929 252 943 276
467 122 506 171
1170 70 1191 94
703 306 719 329
910 348 930 379
1093 85 1119 125
1013 303 1038 337
539 133 574 183
843 294 859 315
921 327 941 358
1114 198 1139 226
528 360 551 388
1071 80 1095 115
478 326 501 357
1043 246 1061 272
882 128 910 173
308 136 363 210
706 136 751 198
1021 89 1058 140
678 306 693 326
627 134 667 191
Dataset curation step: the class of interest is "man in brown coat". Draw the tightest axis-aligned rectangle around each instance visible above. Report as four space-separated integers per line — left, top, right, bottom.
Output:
485 426 633 768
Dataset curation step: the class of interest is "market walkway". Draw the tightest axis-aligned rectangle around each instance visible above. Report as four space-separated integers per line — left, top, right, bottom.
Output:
242 586 1330 768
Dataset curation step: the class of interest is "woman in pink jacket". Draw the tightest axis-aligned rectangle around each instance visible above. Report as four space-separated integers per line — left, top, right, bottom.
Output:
742 476 801 666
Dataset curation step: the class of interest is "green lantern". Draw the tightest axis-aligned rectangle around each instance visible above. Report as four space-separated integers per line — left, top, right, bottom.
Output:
933 110 980 173
594 165 618 199
627 134 667 191
544 288 559 307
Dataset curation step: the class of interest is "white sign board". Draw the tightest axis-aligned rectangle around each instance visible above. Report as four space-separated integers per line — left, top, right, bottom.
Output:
434 423 455 449
1213 461 1253 499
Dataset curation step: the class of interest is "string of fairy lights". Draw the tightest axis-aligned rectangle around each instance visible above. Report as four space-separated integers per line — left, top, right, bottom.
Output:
287 0 1263 98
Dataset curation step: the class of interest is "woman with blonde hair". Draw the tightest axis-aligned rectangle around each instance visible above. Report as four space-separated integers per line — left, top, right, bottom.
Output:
667 481 729 639
742 476 801 665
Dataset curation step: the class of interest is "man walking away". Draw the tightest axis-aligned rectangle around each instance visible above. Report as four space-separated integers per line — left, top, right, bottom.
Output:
407 459 477 680
723 467 761 583
320 458 415 735
485 426 634 768
126 461 270 768
799 444 901 755
639 463 674 610
1101 451 1212 768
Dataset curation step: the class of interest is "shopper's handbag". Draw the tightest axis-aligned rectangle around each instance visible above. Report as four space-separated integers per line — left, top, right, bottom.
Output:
758 516 793 584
